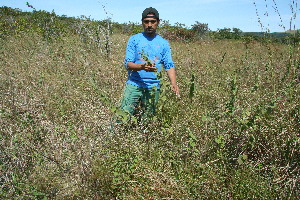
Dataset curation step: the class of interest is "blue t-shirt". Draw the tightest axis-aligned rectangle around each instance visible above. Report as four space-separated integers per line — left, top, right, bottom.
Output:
124 32 175 89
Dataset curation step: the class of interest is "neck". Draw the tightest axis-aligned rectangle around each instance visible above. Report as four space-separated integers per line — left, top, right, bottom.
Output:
144 32 156 37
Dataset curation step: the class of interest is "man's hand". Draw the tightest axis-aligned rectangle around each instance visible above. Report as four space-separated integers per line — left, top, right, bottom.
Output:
142 63 157 72
171 84 180 97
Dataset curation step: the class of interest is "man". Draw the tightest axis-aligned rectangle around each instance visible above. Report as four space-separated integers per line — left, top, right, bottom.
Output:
120 7 179 119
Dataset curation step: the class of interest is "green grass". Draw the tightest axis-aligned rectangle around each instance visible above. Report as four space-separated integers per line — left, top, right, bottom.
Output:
0 32 299 199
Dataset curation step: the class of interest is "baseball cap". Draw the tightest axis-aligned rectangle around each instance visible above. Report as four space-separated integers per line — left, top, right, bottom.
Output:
142 7 159 20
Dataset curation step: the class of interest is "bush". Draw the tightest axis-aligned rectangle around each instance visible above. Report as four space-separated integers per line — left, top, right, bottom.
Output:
159 25 196 42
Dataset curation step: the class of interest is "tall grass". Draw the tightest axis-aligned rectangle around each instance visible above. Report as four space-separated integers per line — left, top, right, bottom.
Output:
1 29 299 199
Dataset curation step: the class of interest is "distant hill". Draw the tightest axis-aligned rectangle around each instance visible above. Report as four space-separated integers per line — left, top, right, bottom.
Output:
285 30 299 34
243 32 296 38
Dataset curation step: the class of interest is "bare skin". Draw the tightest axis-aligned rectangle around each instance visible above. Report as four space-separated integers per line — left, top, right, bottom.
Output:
167 67 180 96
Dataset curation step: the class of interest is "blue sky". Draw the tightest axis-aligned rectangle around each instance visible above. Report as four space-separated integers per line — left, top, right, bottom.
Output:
1 0 299 32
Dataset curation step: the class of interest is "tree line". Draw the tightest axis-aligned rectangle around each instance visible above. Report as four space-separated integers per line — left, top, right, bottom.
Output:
1 6 299 44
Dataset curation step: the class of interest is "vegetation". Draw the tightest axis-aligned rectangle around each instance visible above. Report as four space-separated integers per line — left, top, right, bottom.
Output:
1 5 299 199
1 6 300 43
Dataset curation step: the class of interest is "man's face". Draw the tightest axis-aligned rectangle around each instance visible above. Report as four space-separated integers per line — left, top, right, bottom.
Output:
142 14 159 36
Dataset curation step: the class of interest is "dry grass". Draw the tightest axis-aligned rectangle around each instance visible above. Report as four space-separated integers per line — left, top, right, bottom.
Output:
1 32 299 199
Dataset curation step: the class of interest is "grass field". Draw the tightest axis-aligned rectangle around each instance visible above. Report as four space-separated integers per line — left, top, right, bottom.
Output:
0 32 299 199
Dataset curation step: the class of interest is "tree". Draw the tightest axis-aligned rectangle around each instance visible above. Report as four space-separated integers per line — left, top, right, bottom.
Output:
192 21 209 37
218 27 232 39
232 27 243 39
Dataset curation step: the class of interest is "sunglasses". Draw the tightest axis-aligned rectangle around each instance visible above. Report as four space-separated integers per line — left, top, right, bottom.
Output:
143 20 157 24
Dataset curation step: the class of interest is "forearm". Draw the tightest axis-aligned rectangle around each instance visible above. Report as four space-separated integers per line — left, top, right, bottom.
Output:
127 62 157 72
127 62 144 71
167 68 180 96
167 68 177 85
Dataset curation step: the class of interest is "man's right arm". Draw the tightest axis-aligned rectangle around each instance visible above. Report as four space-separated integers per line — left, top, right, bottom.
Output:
127 62 157 72
127 62 144 71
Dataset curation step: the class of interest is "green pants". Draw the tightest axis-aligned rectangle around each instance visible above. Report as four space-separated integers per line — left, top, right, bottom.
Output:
120 83 160 117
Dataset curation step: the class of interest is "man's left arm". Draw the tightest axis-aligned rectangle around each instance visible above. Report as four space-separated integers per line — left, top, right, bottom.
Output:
162 41 180 96
167 68 180 96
